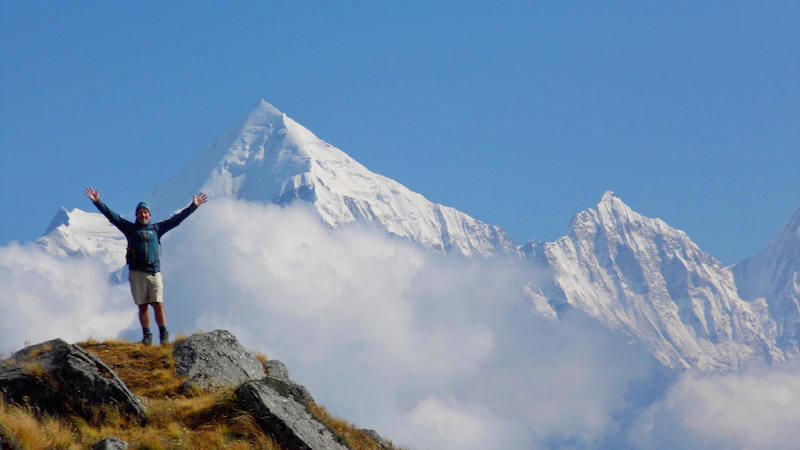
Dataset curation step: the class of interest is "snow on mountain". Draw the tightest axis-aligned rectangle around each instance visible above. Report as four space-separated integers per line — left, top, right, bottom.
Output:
735 206 800 352
148 100 516 257
38 207 127 279
35 99 800 374
522 191 784 371
38 100 515 278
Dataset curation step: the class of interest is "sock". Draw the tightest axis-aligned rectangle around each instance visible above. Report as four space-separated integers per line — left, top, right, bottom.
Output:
158 326 167 337
142 327 151 336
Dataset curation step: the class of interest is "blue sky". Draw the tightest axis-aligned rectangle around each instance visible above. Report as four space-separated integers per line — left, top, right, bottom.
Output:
1 1 798 264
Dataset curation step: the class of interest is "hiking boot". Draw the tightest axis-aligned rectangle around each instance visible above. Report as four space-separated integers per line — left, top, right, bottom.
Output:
141 331 153 346
160 330 169 345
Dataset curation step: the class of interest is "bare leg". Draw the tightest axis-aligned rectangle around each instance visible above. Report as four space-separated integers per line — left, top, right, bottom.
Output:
138 304 150 328
152 303 167 327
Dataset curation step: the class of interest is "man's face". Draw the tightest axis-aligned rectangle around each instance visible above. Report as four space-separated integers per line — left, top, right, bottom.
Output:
136 208 151 225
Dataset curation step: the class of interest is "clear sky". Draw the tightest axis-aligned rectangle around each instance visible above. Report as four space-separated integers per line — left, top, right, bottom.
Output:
1 1 798 264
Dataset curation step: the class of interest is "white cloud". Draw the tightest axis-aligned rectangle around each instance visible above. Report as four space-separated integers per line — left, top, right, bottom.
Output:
630 364 800 450
0 242 133 354
11 199 800 448
159 200 662 449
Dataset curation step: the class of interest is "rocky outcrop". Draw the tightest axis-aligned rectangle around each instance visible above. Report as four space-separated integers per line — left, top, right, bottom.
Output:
262 358 314 406
0 339 146 424
237 379 348 450
1 331 394 450
173 329 265 391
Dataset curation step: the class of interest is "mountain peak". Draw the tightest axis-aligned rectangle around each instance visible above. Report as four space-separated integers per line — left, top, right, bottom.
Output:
255 99 285 118
145 99 515 257
600 190 617 203
44 207 71 235
596 190 635 217
569 191 638 235
243 99 287 129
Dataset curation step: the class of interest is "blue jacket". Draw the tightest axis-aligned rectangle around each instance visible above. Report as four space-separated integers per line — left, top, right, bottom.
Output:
92 200 198 273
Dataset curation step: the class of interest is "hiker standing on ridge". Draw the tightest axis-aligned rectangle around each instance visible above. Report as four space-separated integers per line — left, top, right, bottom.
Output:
84 187 207 345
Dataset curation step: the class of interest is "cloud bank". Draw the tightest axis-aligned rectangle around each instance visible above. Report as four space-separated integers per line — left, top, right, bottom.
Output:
630 364 800 450
5 199 800 449
161 200 661 449
0 242 133 354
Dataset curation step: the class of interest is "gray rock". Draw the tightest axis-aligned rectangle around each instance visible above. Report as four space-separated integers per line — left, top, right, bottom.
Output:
264 359 291 382
173 330 265 391
237 379 348 450
0 339 146 424
91 437 129 450
263 359 314 406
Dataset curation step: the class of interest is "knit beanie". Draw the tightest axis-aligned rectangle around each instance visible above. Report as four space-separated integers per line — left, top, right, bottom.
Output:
136 201 150 213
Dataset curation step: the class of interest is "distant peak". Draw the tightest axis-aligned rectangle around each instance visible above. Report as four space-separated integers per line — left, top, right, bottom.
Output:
256 99 283 115
569 191 643 234
44 207 71 235
596 190 634 215
243 100 286 128
600 190 617 203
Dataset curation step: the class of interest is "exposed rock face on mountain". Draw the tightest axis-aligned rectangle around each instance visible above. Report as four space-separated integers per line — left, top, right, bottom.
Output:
523 192 784 371
173 329 265 391
0 339 146 424
735 207 800 352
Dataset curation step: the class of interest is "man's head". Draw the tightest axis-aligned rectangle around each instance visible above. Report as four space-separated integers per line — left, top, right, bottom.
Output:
136 202 151 224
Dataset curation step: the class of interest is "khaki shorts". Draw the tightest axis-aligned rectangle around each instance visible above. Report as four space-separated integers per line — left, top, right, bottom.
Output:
128 270 163 305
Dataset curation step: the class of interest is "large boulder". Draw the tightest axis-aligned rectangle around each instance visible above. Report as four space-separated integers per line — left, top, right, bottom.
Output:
0 339 146 424
237 379 348 450
173 330 265 391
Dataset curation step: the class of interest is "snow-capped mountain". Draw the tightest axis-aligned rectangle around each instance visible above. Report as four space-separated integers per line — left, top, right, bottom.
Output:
148 100 515 257
39 207 127 279
522 192 784 371
36 100 800 373
735 207 800 352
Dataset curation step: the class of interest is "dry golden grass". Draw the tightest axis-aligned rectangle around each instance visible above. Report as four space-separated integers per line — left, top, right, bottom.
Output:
0 398 79 450
255 352 269 372
80 340 183 399
0 338 394 449
25 342 54 358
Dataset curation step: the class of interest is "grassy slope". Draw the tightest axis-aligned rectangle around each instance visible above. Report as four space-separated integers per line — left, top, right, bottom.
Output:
0 339 396 450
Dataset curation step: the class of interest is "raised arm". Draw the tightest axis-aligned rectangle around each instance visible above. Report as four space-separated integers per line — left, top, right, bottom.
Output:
157 193 207 236
84 186 133 231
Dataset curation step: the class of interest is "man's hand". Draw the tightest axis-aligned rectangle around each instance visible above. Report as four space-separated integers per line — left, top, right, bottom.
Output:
84 187 100 203
193 193 208 208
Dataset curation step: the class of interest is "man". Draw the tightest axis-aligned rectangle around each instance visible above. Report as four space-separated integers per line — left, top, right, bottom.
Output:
84 187 207 345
